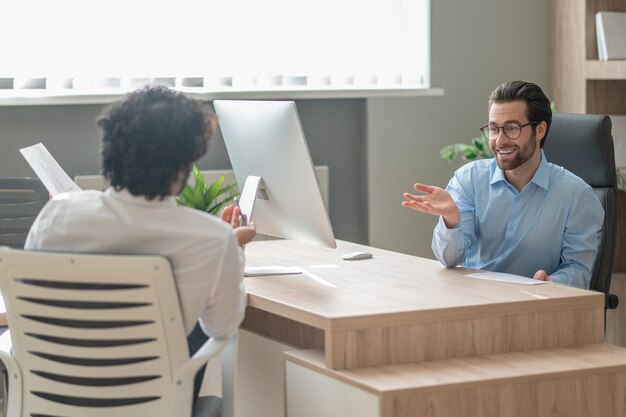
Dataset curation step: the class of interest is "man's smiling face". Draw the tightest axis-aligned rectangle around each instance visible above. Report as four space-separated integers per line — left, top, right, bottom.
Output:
488 100 542 172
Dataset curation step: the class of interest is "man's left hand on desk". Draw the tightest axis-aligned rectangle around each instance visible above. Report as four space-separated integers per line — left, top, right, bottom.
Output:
533 269 553 282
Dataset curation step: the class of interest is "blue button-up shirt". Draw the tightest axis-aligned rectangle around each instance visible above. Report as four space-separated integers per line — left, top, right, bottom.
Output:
432 152 604 288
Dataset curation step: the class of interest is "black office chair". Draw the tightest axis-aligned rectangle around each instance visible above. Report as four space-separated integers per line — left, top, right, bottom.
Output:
0 178 48 249
543 113 619 309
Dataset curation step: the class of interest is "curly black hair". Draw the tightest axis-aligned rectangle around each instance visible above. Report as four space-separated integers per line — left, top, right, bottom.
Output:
97 86 215 200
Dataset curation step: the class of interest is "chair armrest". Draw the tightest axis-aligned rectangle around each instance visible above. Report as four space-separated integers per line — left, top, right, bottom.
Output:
606 293 619 310
0 330 23 417
0 329 11 355
175 336 233 382
169 334 237 417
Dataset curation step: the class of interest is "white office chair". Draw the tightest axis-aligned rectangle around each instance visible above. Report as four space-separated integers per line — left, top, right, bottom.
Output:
0 248 237 417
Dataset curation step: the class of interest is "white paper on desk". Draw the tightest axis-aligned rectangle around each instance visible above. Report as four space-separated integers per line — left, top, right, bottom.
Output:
465 271 548 285
20 143 81 196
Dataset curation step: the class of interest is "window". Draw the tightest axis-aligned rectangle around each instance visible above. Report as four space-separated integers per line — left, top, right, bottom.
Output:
0 0 430 97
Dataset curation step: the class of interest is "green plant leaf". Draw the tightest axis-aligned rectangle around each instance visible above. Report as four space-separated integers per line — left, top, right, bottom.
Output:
222 192 239 205
472 137 483 151
208 197 231 216
481 138 492 155
439 136 494 163
459 145 477 160
177 165 246 216
198 174 208 193
439 145 456 161
179 185 195 205
216 182 239 197
205 175 225 206
193 180 207 210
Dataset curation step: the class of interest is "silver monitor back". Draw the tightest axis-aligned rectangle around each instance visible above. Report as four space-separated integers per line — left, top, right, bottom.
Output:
214 100 336 249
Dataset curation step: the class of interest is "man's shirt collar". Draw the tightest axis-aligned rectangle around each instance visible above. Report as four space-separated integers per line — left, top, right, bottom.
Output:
106 187 177 207
529 150 550 190
490 150 550 190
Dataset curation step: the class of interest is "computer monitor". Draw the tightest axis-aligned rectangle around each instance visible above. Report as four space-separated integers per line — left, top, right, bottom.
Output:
214 100 336 251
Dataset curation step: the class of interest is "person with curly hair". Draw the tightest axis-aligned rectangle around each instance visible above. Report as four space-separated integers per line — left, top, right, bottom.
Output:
25 86 255 406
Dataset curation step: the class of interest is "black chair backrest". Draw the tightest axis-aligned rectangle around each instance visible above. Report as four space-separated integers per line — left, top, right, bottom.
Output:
0 177 48 248
542 113 617 301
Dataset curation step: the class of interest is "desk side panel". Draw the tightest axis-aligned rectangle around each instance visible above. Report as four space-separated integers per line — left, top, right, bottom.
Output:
241 306 324 349
326 307 604 369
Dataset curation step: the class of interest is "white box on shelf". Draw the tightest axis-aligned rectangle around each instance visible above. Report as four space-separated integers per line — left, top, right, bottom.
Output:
595 12 626 60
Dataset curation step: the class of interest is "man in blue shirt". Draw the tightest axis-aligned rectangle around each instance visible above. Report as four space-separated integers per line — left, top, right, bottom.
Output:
402 80 603 288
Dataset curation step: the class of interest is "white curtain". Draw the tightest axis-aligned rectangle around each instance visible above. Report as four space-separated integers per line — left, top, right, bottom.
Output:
0 0 430 91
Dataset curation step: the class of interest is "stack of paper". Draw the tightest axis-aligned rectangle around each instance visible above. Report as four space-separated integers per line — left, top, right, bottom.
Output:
596 12 626 61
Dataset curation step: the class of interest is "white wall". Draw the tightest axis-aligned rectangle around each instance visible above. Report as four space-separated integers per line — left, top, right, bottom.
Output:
367 0 552 258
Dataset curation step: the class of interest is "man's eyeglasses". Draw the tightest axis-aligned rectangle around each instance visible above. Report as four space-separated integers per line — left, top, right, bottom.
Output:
479 121 538 141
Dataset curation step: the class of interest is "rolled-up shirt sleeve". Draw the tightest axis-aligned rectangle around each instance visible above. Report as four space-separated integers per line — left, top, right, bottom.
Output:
432 171 477 268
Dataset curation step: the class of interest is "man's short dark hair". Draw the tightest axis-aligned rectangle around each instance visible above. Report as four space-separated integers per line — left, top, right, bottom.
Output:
488 80 552 148
98 86 216 200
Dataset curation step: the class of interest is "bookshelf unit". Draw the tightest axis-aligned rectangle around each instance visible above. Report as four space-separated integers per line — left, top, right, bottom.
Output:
552 0 626 114
553 0 626 275
554 1 626 342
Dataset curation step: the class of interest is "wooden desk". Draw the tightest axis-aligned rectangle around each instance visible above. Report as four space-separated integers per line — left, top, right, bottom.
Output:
243 239 604 369
225 239 623 417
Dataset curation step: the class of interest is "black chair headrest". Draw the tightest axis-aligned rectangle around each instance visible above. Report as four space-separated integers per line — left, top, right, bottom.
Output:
543 113 616 188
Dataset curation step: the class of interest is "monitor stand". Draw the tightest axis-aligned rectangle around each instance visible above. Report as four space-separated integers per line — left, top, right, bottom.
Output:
237 175 262 223
239 175 304 277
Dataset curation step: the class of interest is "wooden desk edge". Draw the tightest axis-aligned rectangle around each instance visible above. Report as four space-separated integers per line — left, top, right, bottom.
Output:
284 345 626 398
248 292 604 332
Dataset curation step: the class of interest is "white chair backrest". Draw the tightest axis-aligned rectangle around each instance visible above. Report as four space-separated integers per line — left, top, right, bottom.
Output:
0 249 194 417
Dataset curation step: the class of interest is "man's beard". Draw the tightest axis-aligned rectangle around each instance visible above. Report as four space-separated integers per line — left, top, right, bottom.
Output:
494 133 537 171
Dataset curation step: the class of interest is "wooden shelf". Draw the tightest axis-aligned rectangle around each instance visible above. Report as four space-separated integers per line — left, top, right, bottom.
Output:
586 60 626 79
286 345 626 417
553 0 626 114
286 345 626 396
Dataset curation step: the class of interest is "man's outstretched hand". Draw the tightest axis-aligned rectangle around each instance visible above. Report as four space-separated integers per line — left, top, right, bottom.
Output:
402 183 460 228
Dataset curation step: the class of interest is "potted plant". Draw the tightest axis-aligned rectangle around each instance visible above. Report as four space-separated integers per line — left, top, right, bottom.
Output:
439 136 492 163
176 165 239 215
